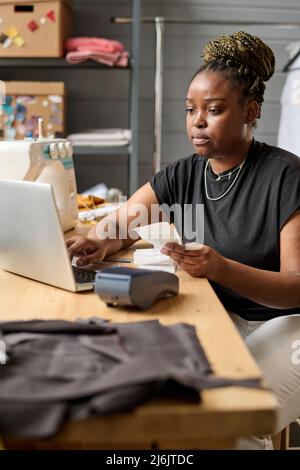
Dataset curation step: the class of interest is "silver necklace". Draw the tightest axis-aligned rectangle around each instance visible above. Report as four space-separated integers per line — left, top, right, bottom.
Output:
204 156 247 201
214 164 241 181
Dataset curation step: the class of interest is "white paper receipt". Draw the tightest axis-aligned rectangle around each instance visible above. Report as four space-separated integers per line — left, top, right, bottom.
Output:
133 222 182 273
133 222 181 248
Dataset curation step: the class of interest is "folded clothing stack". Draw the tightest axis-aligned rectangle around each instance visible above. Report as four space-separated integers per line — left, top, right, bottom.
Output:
65 37 129 67
67 128 131 147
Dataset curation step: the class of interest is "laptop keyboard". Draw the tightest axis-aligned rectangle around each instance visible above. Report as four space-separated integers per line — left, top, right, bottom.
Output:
72 266 96 284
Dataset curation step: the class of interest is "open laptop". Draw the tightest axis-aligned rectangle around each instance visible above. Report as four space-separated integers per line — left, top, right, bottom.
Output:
0 180 97 292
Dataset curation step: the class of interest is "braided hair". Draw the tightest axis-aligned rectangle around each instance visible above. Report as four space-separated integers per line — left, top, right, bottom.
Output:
192 31 275 120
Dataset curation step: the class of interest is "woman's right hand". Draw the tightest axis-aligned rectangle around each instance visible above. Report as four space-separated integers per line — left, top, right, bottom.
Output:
66 236 108 266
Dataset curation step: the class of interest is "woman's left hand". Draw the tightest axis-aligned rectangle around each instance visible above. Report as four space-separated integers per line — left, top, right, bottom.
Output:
161 243 226 279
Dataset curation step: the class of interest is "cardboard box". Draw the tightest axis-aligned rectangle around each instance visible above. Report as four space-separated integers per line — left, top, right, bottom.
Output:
0 81 65 139
0 0 72 57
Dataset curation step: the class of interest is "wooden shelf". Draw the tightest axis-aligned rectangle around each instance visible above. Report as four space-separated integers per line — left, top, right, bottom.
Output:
0 0 140 195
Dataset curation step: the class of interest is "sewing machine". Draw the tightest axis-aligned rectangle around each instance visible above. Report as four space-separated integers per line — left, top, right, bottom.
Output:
0 119 78 231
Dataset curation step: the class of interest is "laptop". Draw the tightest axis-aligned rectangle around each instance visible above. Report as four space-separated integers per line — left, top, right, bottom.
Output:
0 180 97 292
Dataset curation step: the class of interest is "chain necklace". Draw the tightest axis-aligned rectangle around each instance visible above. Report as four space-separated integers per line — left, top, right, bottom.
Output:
204 155 247 201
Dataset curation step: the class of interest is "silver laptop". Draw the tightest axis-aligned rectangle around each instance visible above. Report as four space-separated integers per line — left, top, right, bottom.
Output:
0 180 96 292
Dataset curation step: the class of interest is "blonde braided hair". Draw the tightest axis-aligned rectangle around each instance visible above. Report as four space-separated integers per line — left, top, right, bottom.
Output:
193 31 275 120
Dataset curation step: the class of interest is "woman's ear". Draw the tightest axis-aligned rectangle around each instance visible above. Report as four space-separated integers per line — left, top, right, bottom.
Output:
245 100 260 124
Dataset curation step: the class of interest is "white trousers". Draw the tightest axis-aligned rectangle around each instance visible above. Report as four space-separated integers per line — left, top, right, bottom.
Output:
229 312 300 449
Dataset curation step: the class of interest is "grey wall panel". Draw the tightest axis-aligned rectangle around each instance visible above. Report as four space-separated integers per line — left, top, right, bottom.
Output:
141 1 300 22
74 158 153 193
136 36 295 69
66 99 156 134
145 0 300 6
74 154 129 193
138 162 153 185
71 2 132 41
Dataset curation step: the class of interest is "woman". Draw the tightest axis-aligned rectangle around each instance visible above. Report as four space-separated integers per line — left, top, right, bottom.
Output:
68 31 300 448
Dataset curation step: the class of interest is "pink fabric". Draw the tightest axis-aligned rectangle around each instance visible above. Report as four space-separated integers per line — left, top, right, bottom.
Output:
65 37 125 54
66 50 129 67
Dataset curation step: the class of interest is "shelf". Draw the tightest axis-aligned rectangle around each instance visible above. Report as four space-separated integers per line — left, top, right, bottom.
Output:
73 144 130 155
0 58 130 69
0 0 140 195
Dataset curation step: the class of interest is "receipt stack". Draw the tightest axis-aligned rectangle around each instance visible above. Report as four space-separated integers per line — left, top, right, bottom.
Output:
133 222 181 273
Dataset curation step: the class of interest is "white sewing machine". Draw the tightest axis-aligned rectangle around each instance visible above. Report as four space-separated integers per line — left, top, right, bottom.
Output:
0 119 78 231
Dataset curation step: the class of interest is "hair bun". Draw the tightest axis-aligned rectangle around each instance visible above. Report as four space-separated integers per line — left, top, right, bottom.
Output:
201 31 275 82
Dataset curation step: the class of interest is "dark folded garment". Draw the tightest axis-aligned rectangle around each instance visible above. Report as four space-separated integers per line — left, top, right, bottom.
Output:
0 318 261 438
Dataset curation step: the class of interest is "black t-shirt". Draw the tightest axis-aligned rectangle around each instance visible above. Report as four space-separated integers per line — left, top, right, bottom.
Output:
150 139 300 320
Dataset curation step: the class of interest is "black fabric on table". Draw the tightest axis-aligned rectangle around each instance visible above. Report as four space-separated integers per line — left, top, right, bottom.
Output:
0 318 261 438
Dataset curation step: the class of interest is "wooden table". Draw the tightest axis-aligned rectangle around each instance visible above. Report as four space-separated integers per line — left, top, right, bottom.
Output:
0 242 278 450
